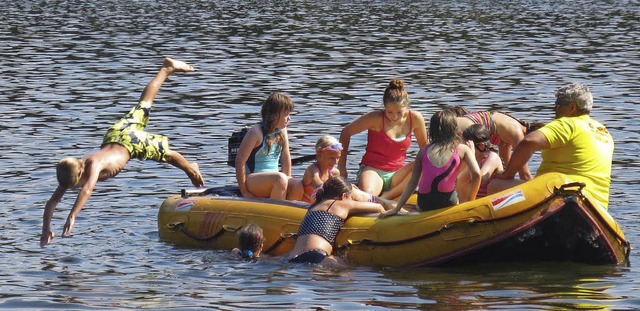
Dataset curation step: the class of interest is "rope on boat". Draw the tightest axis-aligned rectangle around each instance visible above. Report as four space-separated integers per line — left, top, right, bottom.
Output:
167 220 299 255
167 222 240 242
336 223 453 251
263 232 298 255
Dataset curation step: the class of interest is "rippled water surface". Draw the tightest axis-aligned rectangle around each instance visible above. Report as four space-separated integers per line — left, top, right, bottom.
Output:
1 1 639 309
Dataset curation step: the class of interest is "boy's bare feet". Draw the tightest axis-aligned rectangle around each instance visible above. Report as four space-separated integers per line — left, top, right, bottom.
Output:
189 162 205 188
164 57 195 73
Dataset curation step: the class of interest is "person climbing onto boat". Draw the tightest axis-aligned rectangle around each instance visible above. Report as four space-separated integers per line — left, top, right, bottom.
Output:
451 106 544 181
379 109 481 218
232 223 265 261
293 135 396 209
338 78 428 200
235 92 301 200
488 83 614 209
457 124 504 199
40 58 205 247
288 176 385 265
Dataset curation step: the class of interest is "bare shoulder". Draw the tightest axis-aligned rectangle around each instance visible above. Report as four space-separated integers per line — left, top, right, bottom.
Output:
244 124 265 142
331 167 340 176
410 109 425 120
345 110 382 132
303 163 320 179
457 143 473 158
359 110 383 123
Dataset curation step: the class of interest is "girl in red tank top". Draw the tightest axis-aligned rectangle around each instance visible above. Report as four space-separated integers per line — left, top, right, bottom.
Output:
338 78 428 199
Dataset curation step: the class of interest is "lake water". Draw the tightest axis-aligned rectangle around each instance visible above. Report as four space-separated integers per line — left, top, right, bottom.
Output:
1 1 639 309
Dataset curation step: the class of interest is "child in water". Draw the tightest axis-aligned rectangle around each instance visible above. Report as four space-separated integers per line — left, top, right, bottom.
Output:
288 176 385 265
232 224 265 260
380 109 481 218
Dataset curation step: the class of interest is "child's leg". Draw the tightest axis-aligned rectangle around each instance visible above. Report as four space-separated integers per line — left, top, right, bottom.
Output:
381 161 415 200
165 150 204 187
286 177 304 201
138 58 195 107
357 168 384 196
246 172 289 199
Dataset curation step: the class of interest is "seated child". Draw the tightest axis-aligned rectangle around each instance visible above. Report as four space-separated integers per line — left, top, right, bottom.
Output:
232 224 265 261
296 135 396 210
459 124 504 198
379 109 481 218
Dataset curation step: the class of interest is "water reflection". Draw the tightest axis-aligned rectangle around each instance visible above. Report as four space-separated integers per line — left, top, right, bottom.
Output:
382 262 624 310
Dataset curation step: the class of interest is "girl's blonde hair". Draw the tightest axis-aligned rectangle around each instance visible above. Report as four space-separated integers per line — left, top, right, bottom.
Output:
315 135 339 151
56 157 83 187
261 92 294 152
383 78 409 107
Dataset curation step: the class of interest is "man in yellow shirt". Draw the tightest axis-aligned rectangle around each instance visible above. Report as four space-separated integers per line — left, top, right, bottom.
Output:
488 83 614 209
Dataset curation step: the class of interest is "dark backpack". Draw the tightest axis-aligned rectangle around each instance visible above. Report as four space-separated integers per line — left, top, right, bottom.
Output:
227 127 249 167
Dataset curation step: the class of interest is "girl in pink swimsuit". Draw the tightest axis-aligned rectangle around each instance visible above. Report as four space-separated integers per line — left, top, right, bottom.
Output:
380 109 481 217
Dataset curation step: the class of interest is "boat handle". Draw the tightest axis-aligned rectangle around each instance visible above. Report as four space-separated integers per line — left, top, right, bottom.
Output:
557 182 586 193
166 222 184 229
222 224 240 232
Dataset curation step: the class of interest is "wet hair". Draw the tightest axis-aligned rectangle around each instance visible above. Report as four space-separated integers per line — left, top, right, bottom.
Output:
237 223 264 258
463 124 498 152
462 124 490 143
428 109 461 152
311 176 352 207
500 111 545 135
555 82 593 113
261 92 294 152
448 105 471 117
383 78 409 107
56 157 83 187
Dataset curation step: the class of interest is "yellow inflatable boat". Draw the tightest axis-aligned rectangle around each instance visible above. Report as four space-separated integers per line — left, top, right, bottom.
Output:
157 173 630 267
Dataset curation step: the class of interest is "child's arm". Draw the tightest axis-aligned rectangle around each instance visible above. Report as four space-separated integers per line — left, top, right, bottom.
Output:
280 128 291 177
235 126 262 197
40 185 67 247
346 200 386 215
338 112 377 178
375 196 397 211
62 161 101 237
411 111 429 148
280 128 292 176
459 144 481 203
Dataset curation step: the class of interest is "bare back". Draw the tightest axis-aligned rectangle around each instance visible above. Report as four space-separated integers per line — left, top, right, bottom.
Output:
87 143 132 182
492 112 526 145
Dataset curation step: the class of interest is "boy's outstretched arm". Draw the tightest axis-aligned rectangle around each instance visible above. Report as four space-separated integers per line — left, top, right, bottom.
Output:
62 164 100 237
40 185 67 247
